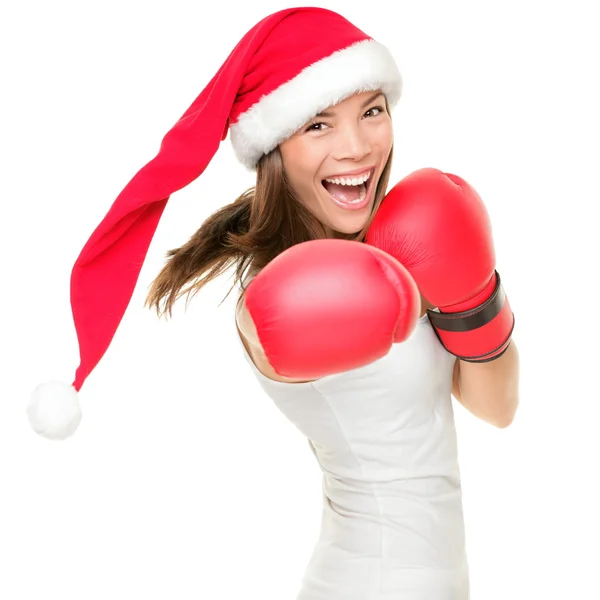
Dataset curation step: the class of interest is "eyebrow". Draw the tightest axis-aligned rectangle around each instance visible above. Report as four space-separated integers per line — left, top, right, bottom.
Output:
315 92 385 118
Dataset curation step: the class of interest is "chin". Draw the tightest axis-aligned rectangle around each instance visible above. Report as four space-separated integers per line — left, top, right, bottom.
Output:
326 213 371 236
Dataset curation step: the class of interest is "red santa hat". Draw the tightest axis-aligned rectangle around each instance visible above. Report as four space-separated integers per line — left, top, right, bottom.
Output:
27 6 403 440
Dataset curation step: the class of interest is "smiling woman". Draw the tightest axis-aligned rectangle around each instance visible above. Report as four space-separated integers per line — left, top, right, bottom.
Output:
28 6 477 600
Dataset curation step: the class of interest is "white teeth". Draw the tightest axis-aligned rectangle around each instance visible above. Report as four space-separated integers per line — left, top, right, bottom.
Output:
354 185 368 203
324 171 371 186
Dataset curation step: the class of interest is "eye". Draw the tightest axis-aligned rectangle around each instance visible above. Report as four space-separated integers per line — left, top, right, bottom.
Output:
364 105 385 118
305 121 328 132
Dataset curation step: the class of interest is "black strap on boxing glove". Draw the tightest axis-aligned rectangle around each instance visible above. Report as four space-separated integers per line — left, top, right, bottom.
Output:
426 271 515 362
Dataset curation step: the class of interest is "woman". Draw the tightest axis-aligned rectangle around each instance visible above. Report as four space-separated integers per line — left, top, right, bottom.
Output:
28 7 519 598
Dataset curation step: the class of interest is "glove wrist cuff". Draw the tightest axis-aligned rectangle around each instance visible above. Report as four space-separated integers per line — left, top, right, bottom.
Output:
428 270 504 332
427 270 515 362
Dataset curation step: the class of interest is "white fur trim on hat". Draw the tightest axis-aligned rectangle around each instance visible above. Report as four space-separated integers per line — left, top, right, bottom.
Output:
229 39 402 170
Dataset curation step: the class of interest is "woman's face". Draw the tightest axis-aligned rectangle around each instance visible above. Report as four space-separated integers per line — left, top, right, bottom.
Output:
279 90 393 236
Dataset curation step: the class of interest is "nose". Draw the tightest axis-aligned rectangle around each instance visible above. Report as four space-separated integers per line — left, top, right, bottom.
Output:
332 123 372 162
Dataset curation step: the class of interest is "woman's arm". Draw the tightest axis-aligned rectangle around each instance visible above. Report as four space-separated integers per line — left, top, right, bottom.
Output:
451 341 520 428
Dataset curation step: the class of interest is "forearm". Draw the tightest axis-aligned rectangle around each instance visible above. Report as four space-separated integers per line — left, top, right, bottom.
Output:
455 340 520 428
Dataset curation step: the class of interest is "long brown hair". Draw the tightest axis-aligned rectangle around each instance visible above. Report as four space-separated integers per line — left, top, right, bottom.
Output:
145 145 394 319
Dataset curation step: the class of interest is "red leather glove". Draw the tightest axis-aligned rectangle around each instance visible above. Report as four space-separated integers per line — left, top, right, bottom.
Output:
244 238 420 379
366 167 514 362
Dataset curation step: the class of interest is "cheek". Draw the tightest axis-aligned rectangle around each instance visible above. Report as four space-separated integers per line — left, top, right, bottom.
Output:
290 168 318 203
375 123 394 152
288 159 323 198
282 144 322 190
364 115 393 150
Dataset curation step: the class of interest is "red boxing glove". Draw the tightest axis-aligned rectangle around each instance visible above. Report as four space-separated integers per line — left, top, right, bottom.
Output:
244 239 420 380
366 167 514 362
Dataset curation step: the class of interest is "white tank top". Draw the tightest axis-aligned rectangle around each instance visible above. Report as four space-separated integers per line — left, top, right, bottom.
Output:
235 309 470 599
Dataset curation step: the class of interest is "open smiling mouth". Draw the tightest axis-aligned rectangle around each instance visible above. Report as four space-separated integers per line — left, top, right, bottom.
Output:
321 169 375 210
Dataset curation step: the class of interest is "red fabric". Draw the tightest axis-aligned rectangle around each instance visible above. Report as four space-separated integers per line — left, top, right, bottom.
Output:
70 7 366 391
229 8 369 124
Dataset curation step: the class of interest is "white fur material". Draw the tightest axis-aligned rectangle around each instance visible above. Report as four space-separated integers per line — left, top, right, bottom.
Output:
230 39 402 170
27 381 82 440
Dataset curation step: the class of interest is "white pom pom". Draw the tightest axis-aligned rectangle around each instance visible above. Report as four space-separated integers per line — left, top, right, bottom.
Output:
27 381 82 440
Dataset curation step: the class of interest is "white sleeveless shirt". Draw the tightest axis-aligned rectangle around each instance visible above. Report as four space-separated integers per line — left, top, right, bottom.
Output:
236 308 470 599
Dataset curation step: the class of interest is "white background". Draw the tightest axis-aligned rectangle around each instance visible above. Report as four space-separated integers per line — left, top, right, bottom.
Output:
1 0 598 598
